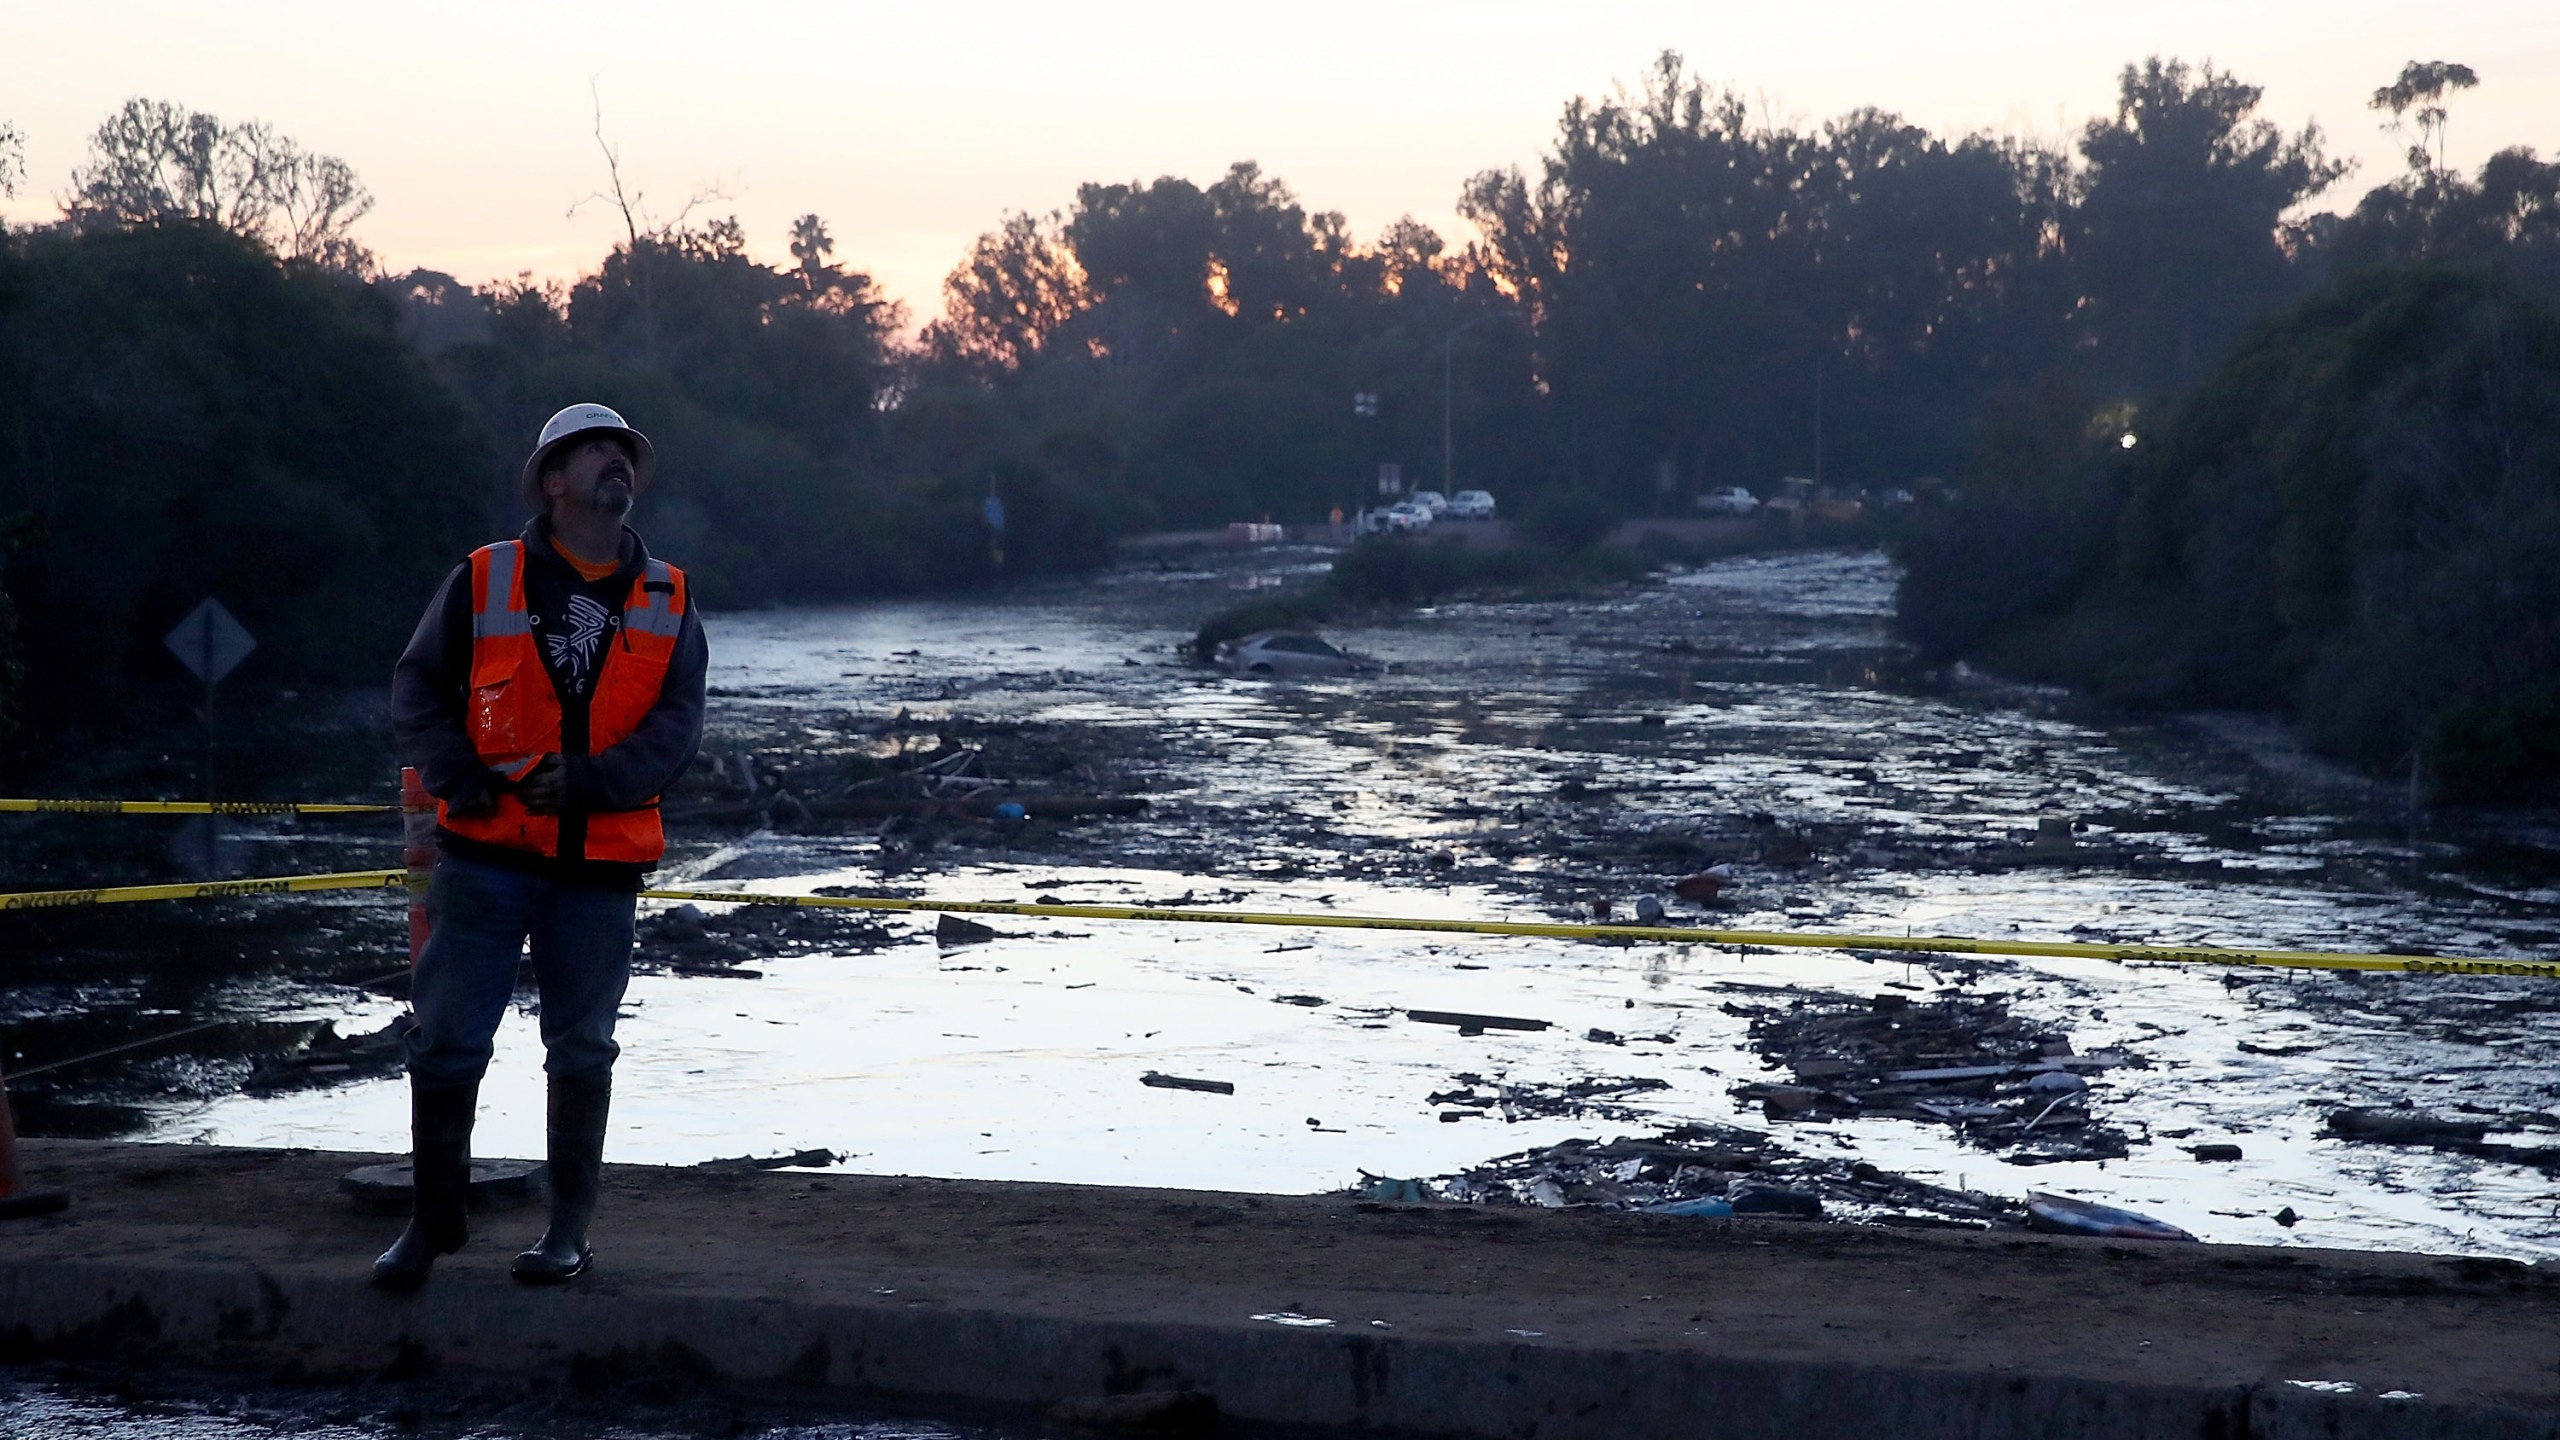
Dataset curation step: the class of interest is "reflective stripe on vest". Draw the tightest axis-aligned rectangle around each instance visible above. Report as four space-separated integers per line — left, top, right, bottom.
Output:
627 559 684 637
435 540 688 864
472 543 531 638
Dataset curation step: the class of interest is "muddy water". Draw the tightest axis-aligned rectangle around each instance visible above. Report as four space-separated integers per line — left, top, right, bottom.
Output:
20 545 2560 1261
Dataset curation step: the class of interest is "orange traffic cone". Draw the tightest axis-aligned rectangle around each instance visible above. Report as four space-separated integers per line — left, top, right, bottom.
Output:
0 1065 69 1220
402 766 436 966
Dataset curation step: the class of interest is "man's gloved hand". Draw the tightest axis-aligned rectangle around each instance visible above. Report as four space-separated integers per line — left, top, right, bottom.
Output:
443 769 503 818
516 755 570 815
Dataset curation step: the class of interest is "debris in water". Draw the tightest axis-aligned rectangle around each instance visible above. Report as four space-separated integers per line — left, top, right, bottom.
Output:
935 913 1000 946
1730 1186 1825 1218
2327 1108 2489 1145
1409 1009 1551 1034
1142 1071 1236 1095
1646 1196 1735 1218
1673 865 1735 904
243 1016 411 1094
694 1147 840 1173
1357 1173 1430 1203
2025 1192 2196 1242
1420 1125 2020 1230
639 901 900 972
2323 1108 2560 1174
2190 1143 2244 1162
1425 1073 1668 1123
1726 988 2135 1163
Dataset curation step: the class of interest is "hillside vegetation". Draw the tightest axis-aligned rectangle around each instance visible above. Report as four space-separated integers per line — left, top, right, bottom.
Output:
1899 145 2560 800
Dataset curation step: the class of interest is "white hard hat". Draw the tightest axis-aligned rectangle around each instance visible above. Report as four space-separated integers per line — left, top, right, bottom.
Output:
518 403 657 510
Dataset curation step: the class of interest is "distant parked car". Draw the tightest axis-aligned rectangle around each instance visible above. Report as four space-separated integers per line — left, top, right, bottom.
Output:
1216 631 1373 678
1408 490 1449 516
1695 486 1759 515
1446 489 1497 519
1385 501 1435 530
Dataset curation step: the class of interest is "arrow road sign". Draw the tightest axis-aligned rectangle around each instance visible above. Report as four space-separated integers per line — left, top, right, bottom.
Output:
164 598 257 686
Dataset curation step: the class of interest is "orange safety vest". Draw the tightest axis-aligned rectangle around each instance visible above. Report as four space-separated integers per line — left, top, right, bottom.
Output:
437 539 689 864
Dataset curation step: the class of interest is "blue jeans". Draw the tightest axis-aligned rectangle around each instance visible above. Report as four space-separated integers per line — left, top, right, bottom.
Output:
402 851 636 1088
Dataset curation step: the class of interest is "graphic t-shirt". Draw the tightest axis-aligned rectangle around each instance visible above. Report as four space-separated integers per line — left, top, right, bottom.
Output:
531 533 628 699
543 593 617 695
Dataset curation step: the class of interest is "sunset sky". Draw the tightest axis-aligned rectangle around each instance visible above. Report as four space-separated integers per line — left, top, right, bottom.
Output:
7 1 2554 326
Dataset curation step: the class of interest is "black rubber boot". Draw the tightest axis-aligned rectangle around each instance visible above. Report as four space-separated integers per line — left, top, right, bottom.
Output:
371 1079 478 1291
512 1071 609 1284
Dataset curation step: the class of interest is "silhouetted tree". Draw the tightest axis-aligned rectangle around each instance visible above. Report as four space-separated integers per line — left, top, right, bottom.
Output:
2326 64 2560 291
917 161 1505 528
565 218 901 461
1464 52 2071 503
0 222 484 728
2069 59 2345 397
66 98 375 272
2370 61 2480 177
927 211 1087 373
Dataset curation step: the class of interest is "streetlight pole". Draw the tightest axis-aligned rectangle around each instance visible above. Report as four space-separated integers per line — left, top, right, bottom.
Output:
1443 311 1525 496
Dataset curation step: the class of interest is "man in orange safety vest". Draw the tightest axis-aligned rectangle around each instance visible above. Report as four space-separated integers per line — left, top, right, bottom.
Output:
379 402 708 1290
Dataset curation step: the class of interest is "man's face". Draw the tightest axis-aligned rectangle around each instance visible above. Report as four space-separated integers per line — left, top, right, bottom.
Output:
545 435 638 519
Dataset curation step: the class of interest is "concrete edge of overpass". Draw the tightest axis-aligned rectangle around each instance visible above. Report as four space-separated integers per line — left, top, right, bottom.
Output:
3 1254 2547 1440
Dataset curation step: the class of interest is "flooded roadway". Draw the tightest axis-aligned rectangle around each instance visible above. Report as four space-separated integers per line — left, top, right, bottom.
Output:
12 544 2559 1260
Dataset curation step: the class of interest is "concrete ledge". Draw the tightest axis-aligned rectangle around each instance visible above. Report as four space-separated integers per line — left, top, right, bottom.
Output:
4 1141 2554 1438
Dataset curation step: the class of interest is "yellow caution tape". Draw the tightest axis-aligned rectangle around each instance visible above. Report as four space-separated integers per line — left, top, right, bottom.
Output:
0 798 403 816
0 855 2544 980
638 886 2558 978
0 869 406 912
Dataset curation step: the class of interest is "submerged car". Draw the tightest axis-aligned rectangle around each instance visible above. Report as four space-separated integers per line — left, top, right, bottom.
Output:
1216 631 1374 677
1446 489 1497 518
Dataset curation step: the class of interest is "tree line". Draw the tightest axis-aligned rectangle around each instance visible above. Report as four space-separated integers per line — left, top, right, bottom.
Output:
2 57 2555 795
1894 61 2560 800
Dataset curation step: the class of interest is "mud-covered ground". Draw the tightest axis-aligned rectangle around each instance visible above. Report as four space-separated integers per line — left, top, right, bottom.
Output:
5 543 2558 1262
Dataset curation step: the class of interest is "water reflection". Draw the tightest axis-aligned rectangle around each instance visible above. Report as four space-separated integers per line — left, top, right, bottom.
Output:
111 546 2560 1258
